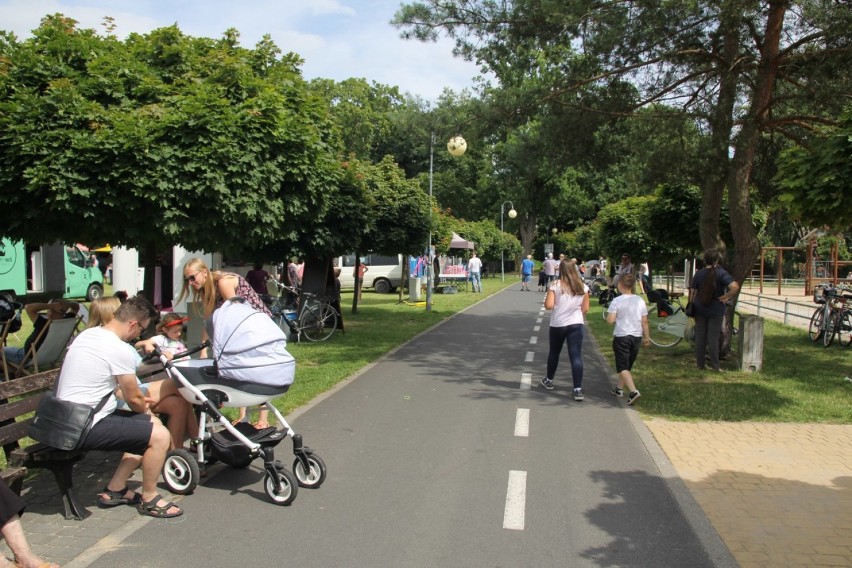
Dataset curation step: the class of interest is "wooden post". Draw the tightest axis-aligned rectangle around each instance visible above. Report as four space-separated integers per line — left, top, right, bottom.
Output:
738 315 764 372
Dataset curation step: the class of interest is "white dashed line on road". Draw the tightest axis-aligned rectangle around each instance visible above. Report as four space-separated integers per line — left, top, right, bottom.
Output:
533 325 540 332
529 336 537 344
524 351 534 363
520 373 531 390
503 470 527 530
514 409 529 437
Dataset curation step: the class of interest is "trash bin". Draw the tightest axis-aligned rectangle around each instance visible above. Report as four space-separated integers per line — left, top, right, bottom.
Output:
738 315 764 372
409 277 422 301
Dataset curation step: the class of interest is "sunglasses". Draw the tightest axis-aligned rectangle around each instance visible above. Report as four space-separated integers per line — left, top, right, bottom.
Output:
184 272 201 283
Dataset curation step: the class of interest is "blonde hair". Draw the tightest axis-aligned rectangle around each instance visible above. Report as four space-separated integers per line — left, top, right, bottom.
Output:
555 260 586 296
177 258 219 318
86 297 122 328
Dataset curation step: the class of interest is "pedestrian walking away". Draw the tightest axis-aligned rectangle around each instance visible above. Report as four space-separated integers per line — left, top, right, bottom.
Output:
467 252 483 293
606 274 650 405
541 259 590 401
520 254 534 291
543 253 559 284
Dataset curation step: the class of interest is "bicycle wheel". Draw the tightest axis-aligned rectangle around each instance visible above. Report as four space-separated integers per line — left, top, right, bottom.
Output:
300 303 338 342
648 310 685 347
822 312 836 347
808 308 824 342
838 310 852 347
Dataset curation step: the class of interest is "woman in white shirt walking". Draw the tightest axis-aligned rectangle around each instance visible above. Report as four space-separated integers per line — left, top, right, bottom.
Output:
541 260 590 401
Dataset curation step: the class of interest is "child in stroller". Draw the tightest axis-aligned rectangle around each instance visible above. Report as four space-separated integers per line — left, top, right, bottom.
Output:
151 297 326 505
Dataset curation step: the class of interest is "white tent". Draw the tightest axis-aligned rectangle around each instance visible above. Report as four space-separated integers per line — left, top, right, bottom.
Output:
449 232 475 250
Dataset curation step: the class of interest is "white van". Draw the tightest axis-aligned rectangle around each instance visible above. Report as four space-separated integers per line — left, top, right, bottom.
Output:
334 253 403 294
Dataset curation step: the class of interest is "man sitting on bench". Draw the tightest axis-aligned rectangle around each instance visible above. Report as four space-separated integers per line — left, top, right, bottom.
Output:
55 296 183 519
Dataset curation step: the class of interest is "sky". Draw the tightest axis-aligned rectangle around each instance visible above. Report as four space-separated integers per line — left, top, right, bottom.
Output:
0 0 483 102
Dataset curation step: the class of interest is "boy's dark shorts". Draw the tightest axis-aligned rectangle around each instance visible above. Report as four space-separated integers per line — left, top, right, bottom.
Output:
82 410 153 456
612 335 642 373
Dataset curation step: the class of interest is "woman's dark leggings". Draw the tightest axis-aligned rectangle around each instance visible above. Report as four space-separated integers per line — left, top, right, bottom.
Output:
694 314 724 370
546 324 584 389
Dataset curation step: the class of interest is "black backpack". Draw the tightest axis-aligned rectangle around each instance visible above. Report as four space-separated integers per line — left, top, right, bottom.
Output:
0 298 22 334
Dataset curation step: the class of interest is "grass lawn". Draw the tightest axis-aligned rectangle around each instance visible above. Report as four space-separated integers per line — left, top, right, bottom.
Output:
584 301 852 424
7 277 850 426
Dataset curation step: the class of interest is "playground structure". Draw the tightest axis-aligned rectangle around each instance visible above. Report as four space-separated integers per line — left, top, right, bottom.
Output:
758 236 851 296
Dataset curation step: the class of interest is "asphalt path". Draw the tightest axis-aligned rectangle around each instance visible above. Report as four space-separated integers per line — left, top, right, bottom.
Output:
83 287 729 567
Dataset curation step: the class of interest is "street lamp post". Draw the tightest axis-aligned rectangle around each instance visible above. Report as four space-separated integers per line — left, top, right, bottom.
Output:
426 134 467 312
500 201 517 282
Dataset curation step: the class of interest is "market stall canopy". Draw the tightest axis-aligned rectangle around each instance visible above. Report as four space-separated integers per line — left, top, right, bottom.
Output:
449 233 475 250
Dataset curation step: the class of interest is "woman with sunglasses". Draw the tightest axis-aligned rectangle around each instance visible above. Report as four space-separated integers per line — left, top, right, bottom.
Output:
177 258 273 428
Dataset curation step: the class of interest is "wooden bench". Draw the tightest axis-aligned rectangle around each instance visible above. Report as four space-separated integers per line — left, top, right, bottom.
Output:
0 369 88 520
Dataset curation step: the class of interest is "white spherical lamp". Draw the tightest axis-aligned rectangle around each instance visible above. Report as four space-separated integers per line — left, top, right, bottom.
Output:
447 136 467 156
508 208 517 219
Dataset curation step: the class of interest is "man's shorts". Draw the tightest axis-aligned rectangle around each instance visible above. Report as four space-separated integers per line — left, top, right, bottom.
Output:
522 274 531 283
82 410 153 456
612 335 641 373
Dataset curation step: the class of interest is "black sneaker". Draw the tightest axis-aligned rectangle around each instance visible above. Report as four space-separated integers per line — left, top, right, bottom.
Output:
611 387 624 398
540 377 554 390
573 388 584 401
627 390 641 405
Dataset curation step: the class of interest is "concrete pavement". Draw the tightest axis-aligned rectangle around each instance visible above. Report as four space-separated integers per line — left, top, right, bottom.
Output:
3 287 851 567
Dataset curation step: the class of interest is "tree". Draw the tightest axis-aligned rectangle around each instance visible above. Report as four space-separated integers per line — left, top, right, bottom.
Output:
776 107 852 231
0 16 342 274
394 0 852 285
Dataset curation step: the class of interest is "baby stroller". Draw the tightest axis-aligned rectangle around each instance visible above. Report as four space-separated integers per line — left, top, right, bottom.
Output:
151 297 327 505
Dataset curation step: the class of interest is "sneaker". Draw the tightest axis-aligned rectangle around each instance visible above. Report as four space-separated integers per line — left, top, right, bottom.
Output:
611 387 624 398
573 388 584 401
540 377 554 390
627 390 641 405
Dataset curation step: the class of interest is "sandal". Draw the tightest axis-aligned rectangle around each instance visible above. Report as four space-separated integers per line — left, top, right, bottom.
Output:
137 494 183 519
98 486 141 507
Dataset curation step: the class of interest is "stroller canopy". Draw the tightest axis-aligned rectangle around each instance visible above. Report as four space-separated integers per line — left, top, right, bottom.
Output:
209 298 295 387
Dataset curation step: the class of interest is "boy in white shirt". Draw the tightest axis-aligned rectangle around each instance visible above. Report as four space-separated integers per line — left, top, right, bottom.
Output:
606 274 651 405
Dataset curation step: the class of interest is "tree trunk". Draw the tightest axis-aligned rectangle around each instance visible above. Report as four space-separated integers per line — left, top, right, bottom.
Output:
727 0 785 285
699 5 741 254
518 213 537 257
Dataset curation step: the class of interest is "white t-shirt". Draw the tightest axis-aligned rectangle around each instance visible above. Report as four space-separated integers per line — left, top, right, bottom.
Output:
56 326 139 424
467 257 482 274
608 294 648 337
549 282 589 327
150 334 187 356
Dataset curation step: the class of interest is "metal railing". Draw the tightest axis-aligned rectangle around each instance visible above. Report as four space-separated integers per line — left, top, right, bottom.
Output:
734 290 814 329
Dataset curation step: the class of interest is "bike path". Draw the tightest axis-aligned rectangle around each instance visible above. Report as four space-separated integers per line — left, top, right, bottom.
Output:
13 287 735 567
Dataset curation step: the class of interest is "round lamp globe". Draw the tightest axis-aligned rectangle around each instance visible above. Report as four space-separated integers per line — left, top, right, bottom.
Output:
508 209 517 219
447 136 467 156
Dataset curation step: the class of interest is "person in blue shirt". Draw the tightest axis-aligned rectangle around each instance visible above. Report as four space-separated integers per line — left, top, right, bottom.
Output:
520 255 535 291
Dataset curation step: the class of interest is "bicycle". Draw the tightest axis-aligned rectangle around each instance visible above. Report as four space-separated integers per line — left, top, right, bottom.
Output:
644 289 689 347
809 284 852 347
263 281 339 342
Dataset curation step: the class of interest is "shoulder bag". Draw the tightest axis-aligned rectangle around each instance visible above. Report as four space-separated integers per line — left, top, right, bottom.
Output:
28 385 113 452
684 300 696 318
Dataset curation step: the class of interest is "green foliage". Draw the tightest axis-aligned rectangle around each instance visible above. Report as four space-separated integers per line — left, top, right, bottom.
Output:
447 218 521 262
776 108 852 231
595 196 658 263
644 183 703 261
362 156 431 257
0 15 341 259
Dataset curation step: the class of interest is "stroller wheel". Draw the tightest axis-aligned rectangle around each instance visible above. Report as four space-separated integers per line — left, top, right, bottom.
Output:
264 468 298 505
293 453 327 488
163 449 200 495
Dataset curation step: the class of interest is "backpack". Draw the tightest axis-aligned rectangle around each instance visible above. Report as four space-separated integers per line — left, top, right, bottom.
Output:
0 297 22 334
